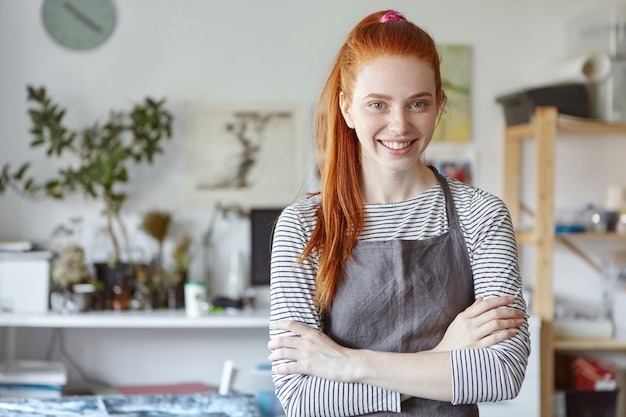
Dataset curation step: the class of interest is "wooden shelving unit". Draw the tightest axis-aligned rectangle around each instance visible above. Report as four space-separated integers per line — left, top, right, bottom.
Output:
501 106 626 417
555 338 626 351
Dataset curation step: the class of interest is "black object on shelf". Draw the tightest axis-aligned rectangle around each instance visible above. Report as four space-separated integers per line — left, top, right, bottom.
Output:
212 295 243 310
496 83 592 125
565 389 618 417
250 208 284 286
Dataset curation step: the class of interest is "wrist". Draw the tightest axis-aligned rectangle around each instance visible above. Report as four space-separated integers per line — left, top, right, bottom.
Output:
348 348 374 383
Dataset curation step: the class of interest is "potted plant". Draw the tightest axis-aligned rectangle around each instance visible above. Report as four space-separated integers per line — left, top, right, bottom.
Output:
139 210 195 309
139 209 172 308
0 85 173 265
170 232 194 308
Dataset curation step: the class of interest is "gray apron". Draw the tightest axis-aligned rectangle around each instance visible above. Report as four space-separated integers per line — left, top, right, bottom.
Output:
324 168 478 416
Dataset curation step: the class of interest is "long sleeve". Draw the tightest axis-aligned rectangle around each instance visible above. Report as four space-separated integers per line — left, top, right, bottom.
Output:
269 201 401 417
450 187 530 404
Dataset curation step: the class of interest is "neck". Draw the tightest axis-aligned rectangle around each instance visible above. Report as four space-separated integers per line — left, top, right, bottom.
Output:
360 163 437 204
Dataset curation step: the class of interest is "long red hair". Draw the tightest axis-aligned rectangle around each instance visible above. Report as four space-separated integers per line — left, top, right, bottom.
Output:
300 10 448 312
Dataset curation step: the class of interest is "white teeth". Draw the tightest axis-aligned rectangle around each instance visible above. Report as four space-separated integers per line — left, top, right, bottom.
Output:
381 140 411 150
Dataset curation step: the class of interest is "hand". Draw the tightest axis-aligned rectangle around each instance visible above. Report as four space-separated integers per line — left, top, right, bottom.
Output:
268 320 356 381
432 296 524 352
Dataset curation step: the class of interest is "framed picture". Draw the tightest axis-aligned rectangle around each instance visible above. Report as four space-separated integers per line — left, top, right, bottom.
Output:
425 142 476 185
183 102 307 208
433 44 473 142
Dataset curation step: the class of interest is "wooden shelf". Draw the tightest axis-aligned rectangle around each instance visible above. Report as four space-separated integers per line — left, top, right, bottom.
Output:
502 106 626 417
515 231 537 244
506 116 626 141
557 117 626 134
556 231 626 240
516 230 626 246
555 338 626 351
0 309 270 329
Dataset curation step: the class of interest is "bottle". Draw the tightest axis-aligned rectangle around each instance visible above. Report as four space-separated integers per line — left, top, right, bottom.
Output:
616 208 626 235
587 204 607 233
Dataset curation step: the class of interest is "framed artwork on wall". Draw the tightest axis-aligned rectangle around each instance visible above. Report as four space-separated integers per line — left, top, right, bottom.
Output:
433 44 473 143
425 141 476 185
183 102 307 208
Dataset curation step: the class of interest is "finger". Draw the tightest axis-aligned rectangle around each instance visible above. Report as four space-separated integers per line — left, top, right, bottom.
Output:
462 296 514 319
482 306 524 323
480 296 517 312
272 361 303 375
268 333 307 351
479 317 524 336
476 328 518 348
270 319 314 335
465 297 521 324
268 347 299 362
474 306 524 332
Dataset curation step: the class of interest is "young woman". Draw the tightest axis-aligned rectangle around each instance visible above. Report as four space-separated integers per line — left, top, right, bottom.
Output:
267 10 530 417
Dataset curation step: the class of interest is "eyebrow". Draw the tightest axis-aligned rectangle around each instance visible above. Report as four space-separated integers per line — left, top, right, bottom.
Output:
361 92 434 101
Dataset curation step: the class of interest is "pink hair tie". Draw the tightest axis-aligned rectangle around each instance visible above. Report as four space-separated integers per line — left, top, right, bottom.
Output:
380 10 406 23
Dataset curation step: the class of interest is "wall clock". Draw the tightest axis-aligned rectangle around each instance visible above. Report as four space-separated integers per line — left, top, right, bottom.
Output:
41 0 117 51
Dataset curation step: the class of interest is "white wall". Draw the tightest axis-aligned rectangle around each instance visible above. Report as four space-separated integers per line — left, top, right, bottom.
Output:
1 0 626 399
1 0 621 251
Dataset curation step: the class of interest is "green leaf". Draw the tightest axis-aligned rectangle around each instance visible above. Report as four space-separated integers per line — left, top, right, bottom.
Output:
13 163 30 180
31 138 45 147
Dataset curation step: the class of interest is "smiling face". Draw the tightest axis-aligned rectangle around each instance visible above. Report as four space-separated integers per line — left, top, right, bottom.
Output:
339 55 439 185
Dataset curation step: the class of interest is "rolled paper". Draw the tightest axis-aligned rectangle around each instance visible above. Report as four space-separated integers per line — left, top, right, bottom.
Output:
526 52 612 87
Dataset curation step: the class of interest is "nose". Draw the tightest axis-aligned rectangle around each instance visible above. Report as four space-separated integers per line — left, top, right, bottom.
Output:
388 107 410 134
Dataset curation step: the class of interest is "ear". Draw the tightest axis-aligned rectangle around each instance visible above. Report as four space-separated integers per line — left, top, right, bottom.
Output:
339 91 355 129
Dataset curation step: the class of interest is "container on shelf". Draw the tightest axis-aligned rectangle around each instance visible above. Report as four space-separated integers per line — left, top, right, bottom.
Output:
496 83 591 126
614 287 626 340
0 360 66 399
565 389 618 417
616 208 626 234
588 58 626 122
184 280 207 318
0 251 53 314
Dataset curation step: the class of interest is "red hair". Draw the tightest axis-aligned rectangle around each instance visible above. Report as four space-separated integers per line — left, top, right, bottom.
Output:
300 10 448 312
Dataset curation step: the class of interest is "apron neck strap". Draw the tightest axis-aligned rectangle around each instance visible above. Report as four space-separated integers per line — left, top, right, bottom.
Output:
428 165 460 229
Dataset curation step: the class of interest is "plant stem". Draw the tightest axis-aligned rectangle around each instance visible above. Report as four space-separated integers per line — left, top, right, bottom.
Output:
104 195 121 263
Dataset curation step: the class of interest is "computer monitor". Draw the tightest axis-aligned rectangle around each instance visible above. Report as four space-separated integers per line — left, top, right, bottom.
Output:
249 208 284 287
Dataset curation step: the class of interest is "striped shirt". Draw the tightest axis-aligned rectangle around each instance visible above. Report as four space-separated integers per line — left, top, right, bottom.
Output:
269 177 531 417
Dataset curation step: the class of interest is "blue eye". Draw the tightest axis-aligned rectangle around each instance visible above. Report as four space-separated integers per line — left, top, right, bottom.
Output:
410 101 425 109
369 102 384 110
